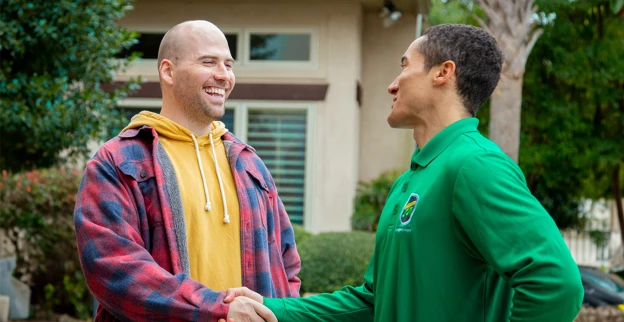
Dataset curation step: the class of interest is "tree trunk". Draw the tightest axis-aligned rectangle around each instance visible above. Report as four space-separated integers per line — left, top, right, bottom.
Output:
489 74 524 162
614 164 624 246
475 0 543 163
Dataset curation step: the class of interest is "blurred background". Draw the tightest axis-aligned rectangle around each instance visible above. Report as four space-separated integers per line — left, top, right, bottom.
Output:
1 0 623 320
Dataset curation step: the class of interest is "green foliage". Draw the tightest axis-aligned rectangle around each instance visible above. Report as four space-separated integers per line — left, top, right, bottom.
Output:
298 231 375 294
589 229 610 248
0 167 90 319
0 0 141 172
352 170 402 232
428 0 483 26
292 224 313 246
521 0 624 223
428 0 624 230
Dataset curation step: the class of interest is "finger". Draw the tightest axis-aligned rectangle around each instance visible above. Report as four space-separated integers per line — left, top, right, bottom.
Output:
218 319 226 322
224 287 248 302
252 302 277 322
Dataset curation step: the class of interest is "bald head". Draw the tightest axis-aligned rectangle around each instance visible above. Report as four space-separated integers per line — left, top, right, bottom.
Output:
157 20 227 68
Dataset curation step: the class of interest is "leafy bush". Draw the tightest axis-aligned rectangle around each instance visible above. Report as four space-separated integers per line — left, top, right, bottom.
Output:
298 231 375 294
0 167 90 319
352 170 402 232
292 224 313 246
0 0 140 172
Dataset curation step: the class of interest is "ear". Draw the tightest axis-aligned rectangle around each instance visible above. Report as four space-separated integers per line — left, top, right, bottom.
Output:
432 60 455 87
159 59 174 86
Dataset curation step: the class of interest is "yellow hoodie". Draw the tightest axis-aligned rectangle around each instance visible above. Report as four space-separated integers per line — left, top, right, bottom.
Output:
122 111 242 291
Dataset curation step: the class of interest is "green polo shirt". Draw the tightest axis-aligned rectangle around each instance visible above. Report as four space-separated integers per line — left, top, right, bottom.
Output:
264 117 583 322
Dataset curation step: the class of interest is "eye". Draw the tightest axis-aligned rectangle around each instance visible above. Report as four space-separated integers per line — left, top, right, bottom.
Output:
203 60 215 65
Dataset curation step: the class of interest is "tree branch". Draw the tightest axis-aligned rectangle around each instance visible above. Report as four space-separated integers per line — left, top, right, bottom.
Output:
524 27 544 56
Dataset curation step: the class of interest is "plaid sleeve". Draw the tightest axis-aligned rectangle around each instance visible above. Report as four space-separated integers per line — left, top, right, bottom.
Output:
74 152 229 321
276 195 301 297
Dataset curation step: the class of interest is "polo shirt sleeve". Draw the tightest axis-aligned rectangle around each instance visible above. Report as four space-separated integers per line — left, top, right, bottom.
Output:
263 254 375 322
452 152 583 322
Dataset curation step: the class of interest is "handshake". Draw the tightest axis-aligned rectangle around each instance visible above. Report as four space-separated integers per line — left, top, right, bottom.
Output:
219 287 277 322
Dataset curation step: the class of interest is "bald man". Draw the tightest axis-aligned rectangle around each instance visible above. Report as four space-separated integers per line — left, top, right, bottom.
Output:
74 20 300 322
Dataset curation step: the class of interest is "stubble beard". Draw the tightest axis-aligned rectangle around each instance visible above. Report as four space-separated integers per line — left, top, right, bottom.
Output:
173 83 224 127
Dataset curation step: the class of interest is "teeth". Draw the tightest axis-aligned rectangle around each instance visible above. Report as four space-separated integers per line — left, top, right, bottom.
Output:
204 87 225 95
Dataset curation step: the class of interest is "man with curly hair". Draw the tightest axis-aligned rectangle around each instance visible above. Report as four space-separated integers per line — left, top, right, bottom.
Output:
220 24 583 322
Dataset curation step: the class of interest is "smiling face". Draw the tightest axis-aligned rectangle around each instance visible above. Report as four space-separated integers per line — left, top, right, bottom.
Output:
174 27 235 124
386 37 436 129
160 21 235 125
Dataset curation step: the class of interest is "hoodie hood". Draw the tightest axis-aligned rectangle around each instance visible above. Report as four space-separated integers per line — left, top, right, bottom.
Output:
122 110 232 223
122 111 228 144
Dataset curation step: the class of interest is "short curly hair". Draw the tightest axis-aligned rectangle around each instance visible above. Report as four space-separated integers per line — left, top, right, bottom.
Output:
418 24 503 116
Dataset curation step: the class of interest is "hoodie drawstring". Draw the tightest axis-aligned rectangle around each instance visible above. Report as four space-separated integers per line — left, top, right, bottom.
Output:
190 133 230 224
210 133 230 224
191 134 212 211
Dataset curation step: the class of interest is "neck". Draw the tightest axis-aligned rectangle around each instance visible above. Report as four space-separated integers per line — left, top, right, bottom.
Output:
160 94 214 136
412 102 469 148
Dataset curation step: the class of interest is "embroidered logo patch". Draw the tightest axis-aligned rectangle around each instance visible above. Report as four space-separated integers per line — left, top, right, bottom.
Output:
400 193 419 225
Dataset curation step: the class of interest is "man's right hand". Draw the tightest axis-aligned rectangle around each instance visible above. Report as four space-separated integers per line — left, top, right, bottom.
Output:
223 287 264 304
218 287 275 322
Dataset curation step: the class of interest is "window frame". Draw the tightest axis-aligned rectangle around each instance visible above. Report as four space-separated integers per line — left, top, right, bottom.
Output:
242 27 319 69
117 25 318 75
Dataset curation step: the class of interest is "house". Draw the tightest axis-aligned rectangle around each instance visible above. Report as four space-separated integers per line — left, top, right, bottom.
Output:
109 0 430 233
562 199 624 268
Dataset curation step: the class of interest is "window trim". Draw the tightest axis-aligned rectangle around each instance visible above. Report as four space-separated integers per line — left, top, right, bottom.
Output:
117 98 315 228
117 98 163 108
118 25 318 75
242 27 319 69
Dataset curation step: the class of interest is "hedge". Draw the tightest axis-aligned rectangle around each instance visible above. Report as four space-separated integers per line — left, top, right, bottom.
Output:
298 231 375 294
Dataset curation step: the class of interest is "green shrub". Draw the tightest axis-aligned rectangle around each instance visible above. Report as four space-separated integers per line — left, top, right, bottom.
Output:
292 224 313 246
352 170 402 232
0 167 90 319
298 231 375 294
0 0 140 172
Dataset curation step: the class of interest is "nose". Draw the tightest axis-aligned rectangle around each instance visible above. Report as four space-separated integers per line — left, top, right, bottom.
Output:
388 81 398 95
214 63 231 82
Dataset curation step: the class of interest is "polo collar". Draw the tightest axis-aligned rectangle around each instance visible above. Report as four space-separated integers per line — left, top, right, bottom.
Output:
411 117 480 169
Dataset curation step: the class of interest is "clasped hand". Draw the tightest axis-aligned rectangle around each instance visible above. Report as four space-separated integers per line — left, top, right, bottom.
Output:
218 287 277 322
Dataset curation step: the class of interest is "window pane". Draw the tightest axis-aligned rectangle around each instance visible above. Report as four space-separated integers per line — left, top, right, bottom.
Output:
116 33 164 59
221 108 235 134
224 33 238 60
249 34 311 61
247 110 307 225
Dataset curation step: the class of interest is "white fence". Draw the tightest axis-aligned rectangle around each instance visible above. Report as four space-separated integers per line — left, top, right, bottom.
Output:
562 229 621 268
562 199 622 268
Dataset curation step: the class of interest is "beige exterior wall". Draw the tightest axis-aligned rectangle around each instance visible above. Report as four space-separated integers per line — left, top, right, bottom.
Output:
358 12 417 183
115 0 363 233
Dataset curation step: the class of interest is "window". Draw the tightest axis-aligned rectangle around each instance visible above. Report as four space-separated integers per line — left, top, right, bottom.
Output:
116 33 164 59
247 109 308 225
118 27 317 73
243 28 317 67
116 32 239 61
115 99 314 226
249 34 311 61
